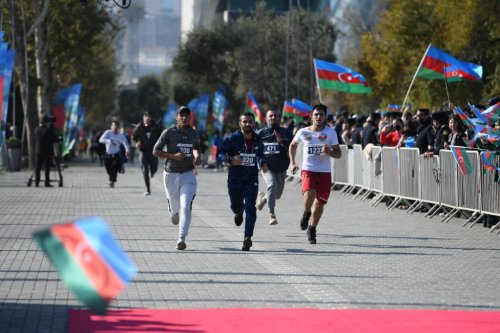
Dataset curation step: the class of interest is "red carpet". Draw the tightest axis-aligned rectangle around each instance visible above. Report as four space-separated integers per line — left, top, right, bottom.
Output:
68 308 500 333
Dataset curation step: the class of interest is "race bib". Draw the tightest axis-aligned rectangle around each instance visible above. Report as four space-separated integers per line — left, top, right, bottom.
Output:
307 144 323 156
263 142 280 155
239 153 256 166
177 143 193 157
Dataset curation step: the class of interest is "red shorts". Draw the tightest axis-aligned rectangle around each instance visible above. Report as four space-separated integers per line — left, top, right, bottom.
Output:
301 170 332 204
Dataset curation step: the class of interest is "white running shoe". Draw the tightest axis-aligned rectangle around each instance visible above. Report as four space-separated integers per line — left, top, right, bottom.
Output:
256 192 266 210
269 214 278 225
171 213 179 225
143 191 151 196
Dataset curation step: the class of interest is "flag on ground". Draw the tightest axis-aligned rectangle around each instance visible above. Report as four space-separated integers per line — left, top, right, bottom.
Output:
33 217 137 314
416 45 482 82
314 58 372 94
245 92 264 124
450 146 473 176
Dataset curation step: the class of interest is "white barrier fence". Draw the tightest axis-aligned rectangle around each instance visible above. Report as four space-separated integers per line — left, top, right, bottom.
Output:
329 144 499 226
287 143 499 226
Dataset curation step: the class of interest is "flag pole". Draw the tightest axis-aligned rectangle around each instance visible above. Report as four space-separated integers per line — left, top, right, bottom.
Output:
443 65 451 104
401 44 432 110
313 59 323 103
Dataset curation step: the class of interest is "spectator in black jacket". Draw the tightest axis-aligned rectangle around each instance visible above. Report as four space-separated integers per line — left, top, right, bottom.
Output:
424 111 450 157
133 111 164 196
415 108 434 154
34 115 59 187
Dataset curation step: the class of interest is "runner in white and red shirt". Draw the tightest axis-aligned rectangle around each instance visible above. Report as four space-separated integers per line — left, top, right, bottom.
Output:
289 103 341 244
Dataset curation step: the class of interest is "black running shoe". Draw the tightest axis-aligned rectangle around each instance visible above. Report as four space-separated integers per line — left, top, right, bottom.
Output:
300 212 311 230
307 226 316 244
234 212 243 226
242 236 252 251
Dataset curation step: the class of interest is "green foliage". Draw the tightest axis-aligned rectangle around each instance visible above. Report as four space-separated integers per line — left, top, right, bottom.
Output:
137 75 165 120
46 0 118 125
6 136 22 149
168 4 336 123
359 0 500 110
118 89 139 126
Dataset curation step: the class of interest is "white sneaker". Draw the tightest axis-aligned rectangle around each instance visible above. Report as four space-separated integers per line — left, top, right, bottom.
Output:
176 237 186 250
171 213 179 225
143 191 151 196
256 192 266 210
269 214 278 225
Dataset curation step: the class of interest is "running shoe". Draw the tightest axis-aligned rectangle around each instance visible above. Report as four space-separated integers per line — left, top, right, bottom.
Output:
256 192 266 210
242 236 252 251
300 212 311 230
171 213 179 225
269 214 278 225
234 212 243 226
307 226 316 244
176 237 186 250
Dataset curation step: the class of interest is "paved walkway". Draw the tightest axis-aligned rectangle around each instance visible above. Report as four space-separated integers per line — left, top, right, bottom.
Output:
1 159 499 332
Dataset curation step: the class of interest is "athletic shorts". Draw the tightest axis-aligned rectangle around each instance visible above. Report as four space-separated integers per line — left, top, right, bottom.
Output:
301 170 332 204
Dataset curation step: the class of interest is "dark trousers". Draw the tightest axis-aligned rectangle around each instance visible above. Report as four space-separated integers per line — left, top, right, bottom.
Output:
141 152 158 192
35 153 52 186
228 179 258 237
104 154 122 182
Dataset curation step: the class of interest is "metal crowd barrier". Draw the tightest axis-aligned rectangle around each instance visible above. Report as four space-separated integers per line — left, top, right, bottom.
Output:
482 155 500 233
378 147 400 209
341 148 356 195
435 150 459 219
351 145 365 195
409 155 440 215
332 145 350 189
329 143 498 230
370 146 383 194
388 148 420 210
453 150 482 225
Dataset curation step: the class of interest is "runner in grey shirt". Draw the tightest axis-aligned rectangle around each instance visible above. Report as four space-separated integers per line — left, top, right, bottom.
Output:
153 106 201 250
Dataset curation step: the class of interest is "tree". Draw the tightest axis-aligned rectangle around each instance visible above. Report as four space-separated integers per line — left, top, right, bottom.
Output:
2 0 118 167
169 4 337 123
359 0 500 109
136 75 164 120
118 88 139 126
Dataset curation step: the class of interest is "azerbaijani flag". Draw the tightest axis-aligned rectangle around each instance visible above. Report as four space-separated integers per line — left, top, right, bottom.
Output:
314 58 372 94
33 217 137 314
283 100 295 119
291 98 312 118
387 104 401 112
468 125 500 149
469 102 500 126
416 45 482 82
454 107 475 129
481 151 498 172
245 92 264 125
450 146 473 176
